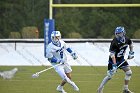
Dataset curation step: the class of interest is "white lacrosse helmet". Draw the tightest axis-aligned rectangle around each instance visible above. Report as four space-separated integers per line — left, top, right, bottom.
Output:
51 31 61 45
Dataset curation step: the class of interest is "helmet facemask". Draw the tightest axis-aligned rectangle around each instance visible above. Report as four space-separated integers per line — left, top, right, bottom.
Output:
115 26 126 43
51 31 61 46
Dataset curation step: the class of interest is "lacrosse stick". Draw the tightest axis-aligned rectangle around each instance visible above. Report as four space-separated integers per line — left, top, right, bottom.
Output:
117 58 129 68
32 63 62 78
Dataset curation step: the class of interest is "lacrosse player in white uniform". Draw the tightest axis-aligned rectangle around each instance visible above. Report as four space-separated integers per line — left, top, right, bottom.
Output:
46 31 79 93
97 26 134 93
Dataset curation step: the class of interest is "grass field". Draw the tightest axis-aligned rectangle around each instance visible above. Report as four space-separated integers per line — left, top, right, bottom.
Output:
0 66 140 93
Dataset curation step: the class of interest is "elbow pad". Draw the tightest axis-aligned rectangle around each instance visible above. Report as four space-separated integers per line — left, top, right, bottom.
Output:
110 52 115 58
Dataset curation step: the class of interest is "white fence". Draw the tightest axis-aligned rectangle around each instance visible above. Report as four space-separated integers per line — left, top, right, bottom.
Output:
0 39 140 66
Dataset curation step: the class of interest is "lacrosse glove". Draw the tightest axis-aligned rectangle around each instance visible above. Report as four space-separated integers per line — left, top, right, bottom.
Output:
111 63 117 73
128 51 134 59
71 53 78 60
58 59 65 64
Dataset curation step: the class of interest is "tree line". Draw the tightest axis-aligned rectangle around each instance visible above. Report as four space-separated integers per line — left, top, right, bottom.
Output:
0 0 140 39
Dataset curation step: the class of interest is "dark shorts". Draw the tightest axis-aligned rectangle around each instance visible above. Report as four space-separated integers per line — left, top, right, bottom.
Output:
108 60 129 70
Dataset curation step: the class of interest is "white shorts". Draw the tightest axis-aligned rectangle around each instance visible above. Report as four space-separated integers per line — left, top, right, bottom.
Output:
54 63 72 80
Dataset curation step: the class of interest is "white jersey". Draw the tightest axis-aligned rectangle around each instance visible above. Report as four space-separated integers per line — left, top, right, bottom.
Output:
46 40 69 65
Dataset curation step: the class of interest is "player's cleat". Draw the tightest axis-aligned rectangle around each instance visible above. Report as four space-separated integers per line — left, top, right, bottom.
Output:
70 82 79 91
56 85 67 93
97 87 103 93
123 89 134 93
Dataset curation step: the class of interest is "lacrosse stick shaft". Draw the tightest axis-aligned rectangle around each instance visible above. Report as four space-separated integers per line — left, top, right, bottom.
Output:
37 66 54 74
117 59 128 68
35 63 61 74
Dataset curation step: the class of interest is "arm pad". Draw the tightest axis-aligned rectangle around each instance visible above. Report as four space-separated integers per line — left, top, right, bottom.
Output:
66 48 73 53
48 56 59 63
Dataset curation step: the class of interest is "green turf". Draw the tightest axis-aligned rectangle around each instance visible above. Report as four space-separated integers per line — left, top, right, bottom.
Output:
0 66 140 93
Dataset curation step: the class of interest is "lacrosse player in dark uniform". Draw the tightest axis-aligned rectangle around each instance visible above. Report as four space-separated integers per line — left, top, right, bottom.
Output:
97 26 134 93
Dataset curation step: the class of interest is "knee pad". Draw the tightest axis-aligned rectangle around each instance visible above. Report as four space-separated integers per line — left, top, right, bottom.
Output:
125 70 132 80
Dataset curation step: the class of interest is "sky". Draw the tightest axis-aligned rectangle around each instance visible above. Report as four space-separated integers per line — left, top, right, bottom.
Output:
0 42 139 66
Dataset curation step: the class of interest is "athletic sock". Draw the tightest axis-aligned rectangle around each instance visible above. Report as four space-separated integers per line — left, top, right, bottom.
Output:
124 85 128 90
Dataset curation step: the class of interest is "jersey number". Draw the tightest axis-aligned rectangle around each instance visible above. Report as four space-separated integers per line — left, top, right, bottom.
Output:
60 51 63 58
117 49 125 57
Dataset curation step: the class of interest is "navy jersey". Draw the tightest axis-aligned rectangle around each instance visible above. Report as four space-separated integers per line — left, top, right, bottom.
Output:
108 37 132 64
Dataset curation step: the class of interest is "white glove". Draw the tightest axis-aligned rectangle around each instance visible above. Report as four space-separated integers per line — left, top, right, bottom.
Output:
71 53 78 60
58 59 65 64
128 51 134 59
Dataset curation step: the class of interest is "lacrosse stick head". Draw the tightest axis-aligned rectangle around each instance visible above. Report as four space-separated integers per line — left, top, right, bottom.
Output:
32 73 39 78
0 67 18 80
12 68 18 73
